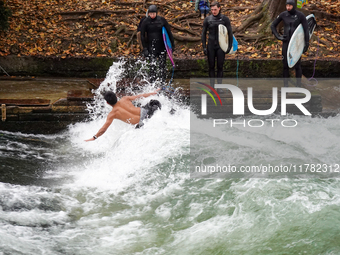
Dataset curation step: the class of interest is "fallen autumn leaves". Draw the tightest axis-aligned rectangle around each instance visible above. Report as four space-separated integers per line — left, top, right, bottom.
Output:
0 0 339 60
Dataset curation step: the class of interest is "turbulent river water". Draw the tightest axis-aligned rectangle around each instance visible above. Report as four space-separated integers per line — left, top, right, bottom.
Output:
1 61 340 255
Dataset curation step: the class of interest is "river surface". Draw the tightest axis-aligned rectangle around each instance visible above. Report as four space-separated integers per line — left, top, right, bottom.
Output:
1 61 340 254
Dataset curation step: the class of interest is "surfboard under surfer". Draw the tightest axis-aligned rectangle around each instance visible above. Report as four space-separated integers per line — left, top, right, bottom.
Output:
271 0 309 87
85 89 161 142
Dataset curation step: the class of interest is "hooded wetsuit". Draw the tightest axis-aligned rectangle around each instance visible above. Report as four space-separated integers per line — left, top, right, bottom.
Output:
140 12 174 83
271 1 309 87
202 12 233 85
141 16 174 56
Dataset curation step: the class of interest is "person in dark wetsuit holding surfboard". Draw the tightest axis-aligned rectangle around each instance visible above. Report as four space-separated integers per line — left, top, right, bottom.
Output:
140 5 175 85
201 1 233 90
271 0 309 87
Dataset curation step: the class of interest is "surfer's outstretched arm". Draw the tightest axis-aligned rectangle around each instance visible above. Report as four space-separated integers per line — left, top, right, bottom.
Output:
85 113 115 142
124 88 160 102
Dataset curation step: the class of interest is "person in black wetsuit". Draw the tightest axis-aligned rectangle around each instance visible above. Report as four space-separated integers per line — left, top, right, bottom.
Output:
271 0 309 87
201 1 233 89
140 5 175 85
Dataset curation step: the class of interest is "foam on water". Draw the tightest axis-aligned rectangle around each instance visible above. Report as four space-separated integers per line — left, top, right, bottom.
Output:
66 102 190 192
191 114 340 174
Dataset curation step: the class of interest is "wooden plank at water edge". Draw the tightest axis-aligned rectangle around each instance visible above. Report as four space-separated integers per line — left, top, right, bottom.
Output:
1 104 5 121
0 99 51 106
67 90 93 101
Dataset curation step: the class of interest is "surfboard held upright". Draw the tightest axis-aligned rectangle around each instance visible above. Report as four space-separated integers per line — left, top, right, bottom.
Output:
287 14 317 68
218 24 238 54
162 27 175 67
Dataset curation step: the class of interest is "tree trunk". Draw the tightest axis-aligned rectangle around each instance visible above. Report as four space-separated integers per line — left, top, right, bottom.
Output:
267 0 286 20
262 0 287 33
235 0 287 41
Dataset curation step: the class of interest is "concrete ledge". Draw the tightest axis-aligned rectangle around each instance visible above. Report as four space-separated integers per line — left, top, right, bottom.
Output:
0 56 339 78
0 116 89 134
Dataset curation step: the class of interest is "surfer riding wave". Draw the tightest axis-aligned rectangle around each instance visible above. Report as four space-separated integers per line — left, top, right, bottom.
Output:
85 89 161 142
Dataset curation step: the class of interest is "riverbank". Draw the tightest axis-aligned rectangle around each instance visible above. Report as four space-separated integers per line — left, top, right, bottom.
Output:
1 56 340 78
1 0 338 60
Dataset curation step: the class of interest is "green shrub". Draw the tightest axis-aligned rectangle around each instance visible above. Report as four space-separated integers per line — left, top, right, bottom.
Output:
0 1 12 31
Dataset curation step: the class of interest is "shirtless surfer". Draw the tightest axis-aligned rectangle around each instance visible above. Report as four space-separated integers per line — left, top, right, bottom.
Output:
85 89 161 142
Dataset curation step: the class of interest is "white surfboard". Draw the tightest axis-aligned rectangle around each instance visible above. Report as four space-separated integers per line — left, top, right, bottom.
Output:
218 24 238 54
287 14 316 68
